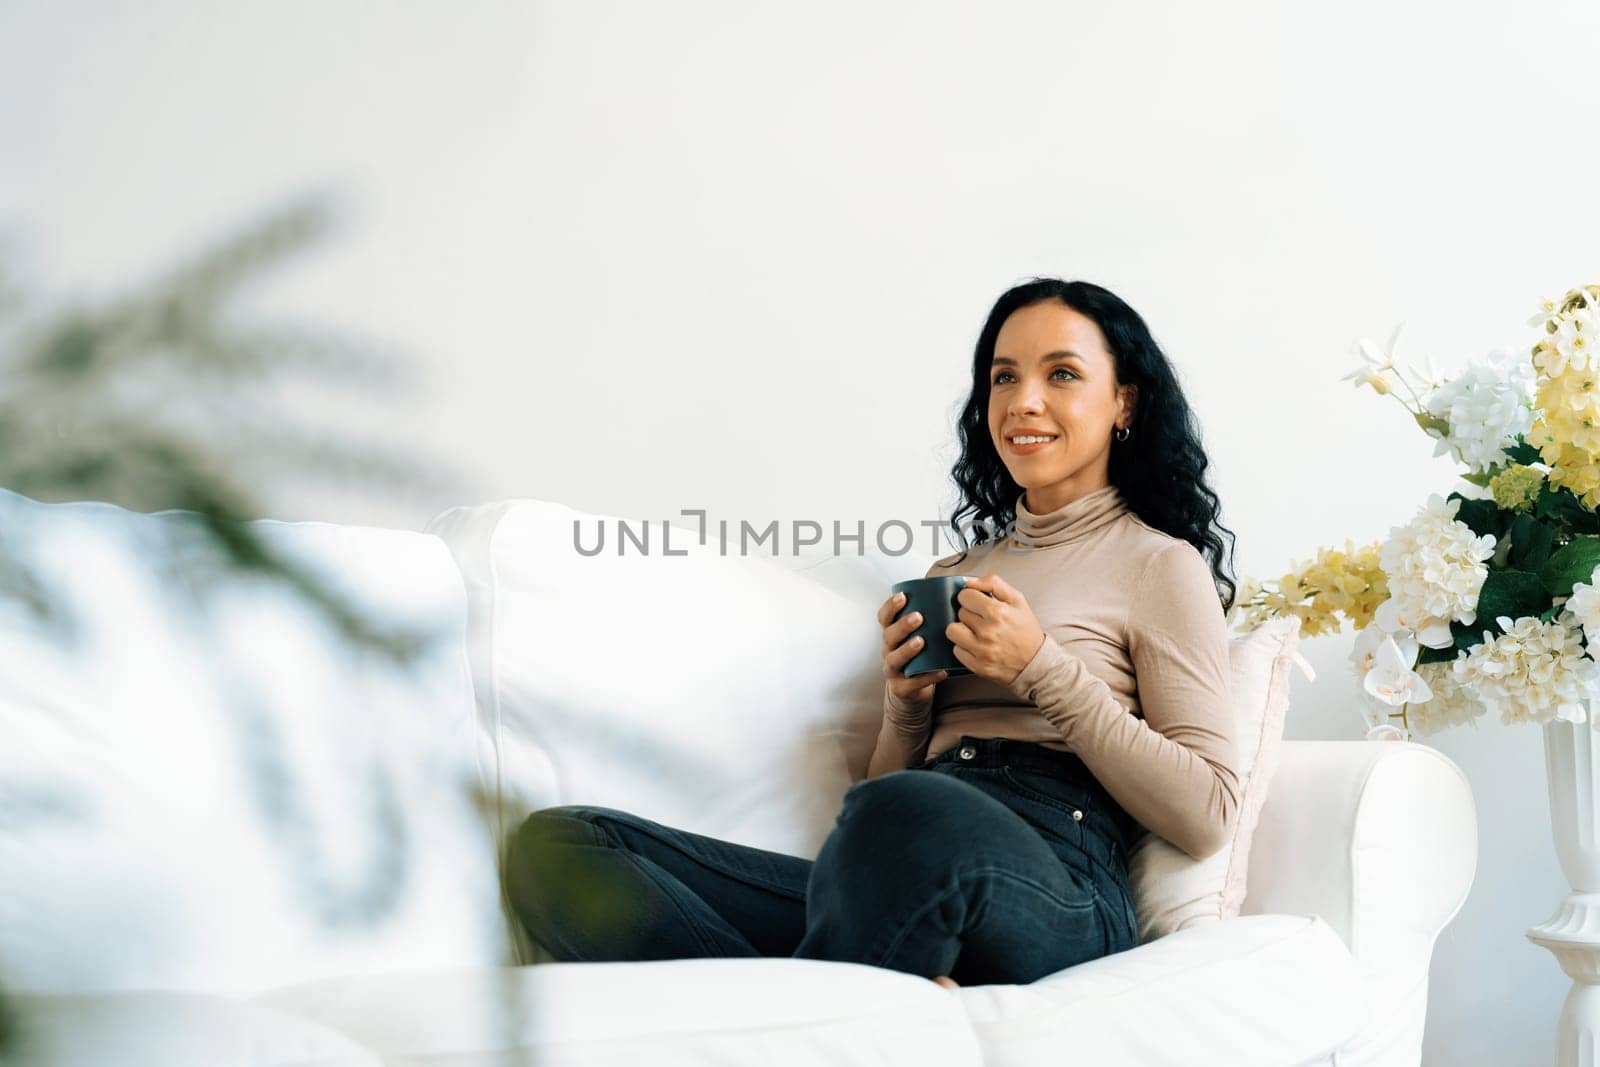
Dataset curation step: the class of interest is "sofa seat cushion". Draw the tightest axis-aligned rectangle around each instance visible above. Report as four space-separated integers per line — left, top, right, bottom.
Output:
253 957 985 1067
954 914 1359 1067
7 989 382 1066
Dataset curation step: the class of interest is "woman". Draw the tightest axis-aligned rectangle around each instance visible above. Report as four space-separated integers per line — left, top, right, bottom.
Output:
505 278 1241 989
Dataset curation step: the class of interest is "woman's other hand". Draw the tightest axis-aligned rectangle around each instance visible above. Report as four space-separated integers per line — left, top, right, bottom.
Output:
946 574 1046 686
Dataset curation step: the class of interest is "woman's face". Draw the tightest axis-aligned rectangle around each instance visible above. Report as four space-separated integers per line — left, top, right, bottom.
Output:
986 300 1137 515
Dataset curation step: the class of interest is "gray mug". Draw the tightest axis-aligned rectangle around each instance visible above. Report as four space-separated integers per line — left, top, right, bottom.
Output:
891 575 974 678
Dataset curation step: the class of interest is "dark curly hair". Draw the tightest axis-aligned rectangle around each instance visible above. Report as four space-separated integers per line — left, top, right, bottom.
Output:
943 278 1238 611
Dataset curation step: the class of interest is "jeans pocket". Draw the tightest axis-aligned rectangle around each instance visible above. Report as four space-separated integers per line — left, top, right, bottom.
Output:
998 767 1095 820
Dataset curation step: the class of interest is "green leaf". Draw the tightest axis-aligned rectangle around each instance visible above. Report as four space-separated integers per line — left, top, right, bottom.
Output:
1456 617 1494 650
1504 439 1542 465
1450 496 1504 540
1540 537 1600 596
1507 513 1556 572
1534 484 1600 534
1541 602 1566 623
1459 470 1494 487
1477 568 1548 623
1414 411 1452 435
1536 485 1563 520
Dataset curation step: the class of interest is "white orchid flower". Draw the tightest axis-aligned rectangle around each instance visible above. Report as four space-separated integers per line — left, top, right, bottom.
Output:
1374 597 1454 649
1414 347 1445 391
1349 623 1381 673
1341 322 1407 391
1367 322 1406 371
1529 295 1563 329
1351 620 1420 673
1362 634 1435 707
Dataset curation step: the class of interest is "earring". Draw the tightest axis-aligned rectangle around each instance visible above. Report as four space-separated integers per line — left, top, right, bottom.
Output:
1114 425 1130 442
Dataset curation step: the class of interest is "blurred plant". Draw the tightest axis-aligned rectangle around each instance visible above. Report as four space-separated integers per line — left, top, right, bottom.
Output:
0 192 454 659
0 193 484 1056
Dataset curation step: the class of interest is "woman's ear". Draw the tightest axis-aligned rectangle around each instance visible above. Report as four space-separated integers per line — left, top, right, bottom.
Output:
1119 383 1139 425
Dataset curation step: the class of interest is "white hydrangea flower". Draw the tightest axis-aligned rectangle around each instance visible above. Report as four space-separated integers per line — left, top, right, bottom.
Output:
1377 494 1496 646
1421 346 1537 474
1561 580 1600 648
1410 658 1486 736
1452 615 1600 725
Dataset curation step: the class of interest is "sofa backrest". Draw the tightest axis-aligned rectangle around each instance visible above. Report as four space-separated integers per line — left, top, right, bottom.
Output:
0 490 511 996
425 498 933 961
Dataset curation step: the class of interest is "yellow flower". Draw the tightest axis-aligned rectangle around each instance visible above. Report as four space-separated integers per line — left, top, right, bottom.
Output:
1231 539 1388 637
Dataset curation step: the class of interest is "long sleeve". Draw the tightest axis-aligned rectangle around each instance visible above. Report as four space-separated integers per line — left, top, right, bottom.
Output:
865 683 934 777
1005 540 1240 859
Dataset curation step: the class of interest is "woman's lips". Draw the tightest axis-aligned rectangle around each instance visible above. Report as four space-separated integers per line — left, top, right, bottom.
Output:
1006 436 1057 455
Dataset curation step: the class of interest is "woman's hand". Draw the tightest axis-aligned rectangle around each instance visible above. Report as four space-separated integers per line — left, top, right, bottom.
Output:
878 591 948 707
946 574 1047 686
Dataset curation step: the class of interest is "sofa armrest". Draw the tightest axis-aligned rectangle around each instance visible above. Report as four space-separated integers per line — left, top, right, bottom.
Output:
1241 740 1477 974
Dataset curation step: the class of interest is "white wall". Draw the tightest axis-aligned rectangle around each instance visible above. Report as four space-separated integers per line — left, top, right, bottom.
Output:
2 1 1593 1061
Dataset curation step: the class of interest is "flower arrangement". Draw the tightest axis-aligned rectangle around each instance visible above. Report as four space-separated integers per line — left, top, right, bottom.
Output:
1229 286 1600 739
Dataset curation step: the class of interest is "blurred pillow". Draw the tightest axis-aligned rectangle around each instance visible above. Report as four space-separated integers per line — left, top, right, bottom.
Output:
1128 614 1309 942
0 489 510 996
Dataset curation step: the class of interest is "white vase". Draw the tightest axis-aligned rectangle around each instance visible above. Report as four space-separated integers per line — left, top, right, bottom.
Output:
1528 717 1600 1065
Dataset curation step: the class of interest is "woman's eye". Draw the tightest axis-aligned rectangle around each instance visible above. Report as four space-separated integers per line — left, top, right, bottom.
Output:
992 368 1075 384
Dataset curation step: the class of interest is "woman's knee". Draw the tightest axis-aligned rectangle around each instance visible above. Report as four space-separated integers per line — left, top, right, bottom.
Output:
828 773 973 868
506 806 610 896
830 771 1030 877
504 806 630 962
840 770 967 830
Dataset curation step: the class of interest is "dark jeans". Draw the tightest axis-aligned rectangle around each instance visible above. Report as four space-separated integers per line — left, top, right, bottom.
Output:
505 735 1143 986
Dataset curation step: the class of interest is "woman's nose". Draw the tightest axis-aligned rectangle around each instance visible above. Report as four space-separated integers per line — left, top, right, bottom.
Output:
1010 380 1045 415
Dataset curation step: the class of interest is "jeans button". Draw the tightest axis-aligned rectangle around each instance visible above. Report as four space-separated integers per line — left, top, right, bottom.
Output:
958 744 977 760
1072 810 1084 821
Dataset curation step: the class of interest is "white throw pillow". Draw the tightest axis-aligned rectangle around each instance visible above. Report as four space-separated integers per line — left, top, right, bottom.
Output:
0 489 511 996
425 500 924 859
1127 614 1309 942
427 499 943 965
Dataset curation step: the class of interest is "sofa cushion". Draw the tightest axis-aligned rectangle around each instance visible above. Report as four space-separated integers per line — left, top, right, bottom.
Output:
425 499 934 966
0 489 510 996
253 957 985 1067
5 990 381 1066
954 913 1359 1067
1127 615 1307 941
424 499 915 864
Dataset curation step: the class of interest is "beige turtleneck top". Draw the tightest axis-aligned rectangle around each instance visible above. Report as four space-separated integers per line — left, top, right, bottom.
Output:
870 484 1240 860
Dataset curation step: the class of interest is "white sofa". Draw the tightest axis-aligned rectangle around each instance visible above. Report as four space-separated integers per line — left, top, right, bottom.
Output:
0 491 1478 1066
